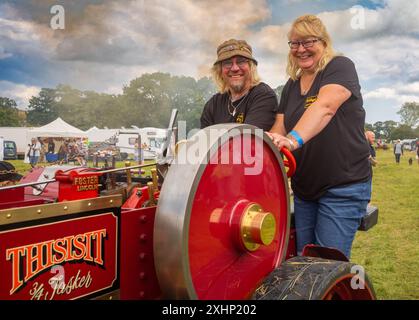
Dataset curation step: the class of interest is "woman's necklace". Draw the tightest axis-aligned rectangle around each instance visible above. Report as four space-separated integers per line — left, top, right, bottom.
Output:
300 72 317 95
228 91 250 117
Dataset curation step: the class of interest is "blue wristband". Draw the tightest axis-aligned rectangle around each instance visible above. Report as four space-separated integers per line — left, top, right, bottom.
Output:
289 130 304 147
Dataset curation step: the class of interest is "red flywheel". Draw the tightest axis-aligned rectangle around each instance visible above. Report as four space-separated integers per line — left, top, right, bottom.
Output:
154 124 291 299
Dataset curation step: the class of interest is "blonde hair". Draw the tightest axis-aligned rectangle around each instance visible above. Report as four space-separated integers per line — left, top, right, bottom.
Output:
287 15 338 80
211 60 261 93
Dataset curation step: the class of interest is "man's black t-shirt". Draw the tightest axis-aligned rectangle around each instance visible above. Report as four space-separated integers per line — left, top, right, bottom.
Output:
200 82 278 131
278 56 371 200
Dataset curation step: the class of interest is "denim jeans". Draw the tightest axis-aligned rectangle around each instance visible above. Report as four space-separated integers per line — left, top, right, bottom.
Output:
30 156 39 166
294 179 371 259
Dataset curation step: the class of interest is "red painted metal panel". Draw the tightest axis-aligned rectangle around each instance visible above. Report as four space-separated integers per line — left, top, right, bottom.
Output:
55 169 101 202
0 212 118 300
119 206 161 300
0 187 24 204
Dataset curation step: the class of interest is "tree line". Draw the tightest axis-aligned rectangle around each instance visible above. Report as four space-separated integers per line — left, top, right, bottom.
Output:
0 72 418 139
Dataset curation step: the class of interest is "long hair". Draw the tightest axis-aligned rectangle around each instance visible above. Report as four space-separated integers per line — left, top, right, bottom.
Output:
211 60 261 93
286 15 338 80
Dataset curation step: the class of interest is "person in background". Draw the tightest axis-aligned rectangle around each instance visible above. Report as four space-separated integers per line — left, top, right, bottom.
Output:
201 39 278 131
416 141 419 165
48 138 55 153
140 142 148 165
365 131 378 167
365 131 377 204
393 139 403 164
58 139 69 164
267 14 371 259
28 138 41 168
39 138 46 163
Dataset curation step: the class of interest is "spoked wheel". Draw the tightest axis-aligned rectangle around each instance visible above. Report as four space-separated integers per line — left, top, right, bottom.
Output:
154 124 292 299
252 256 376 300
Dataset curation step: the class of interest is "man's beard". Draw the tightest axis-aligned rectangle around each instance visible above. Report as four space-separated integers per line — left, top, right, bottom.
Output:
230 82 245 94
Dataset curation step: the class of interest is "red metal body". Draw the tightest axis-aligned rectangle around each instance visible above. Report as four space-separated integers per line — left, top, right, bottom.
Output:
55 168 101 202
0 168 55 209
0 136 353 300
0 142 299 300
22 167 60 201
122 186 159 209
120 207 161 300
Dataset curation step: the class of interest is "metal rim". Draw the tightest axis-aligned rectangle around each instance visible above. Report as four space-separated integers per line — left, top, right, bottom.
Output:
154 124 290 299
321 275 376 300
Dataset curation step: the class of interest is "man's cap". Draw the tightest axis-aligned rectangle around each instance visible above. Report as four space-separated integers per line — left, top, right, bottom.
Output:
214 39 258 65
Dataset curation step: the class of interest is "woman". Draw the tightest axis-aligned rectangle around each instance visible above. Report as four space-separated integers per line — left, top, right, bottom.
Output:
267 15 371 259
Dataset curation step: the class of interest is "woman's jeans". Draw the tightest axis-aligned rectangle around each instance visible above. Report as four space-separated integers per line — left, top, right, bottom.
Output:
294 180 371 259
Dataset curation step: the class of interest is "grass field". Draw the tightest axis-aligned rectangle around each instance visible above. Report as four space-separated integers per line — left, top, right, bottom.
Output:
351 148 419 300
6 147 419 300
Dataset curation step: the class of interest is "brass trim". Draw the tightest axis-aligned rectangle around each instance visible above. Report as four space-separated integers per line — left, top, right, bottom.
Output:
0 195 122 226
147 182 156 206
151 168 158 192
240 203 276 252
92 289 120 300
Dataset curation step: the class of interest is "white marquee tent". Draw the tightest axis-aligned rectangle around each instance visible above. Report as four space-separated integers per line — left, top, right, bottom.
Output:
25 118 87 163
27 117 87 140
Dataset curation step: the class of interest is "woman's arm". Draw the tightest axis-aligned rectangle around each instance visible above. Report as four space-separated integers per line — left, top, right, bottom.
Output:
269 114 286 136
292 83 351 143
269 83 351 150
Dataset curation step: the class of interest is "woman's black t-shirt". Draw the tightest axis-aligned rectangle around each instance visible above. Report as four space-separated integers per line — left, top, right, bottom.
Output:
278 56 371 200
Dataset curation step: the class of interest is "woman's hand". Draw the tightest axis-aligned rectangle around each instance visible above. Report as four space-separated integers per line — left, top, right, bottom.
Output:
265 132 297 151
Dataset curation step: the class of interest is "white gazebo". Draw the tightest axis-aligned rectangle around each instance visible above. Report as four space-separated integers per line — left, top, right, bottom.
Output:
27 117 86 139
25 118 87 163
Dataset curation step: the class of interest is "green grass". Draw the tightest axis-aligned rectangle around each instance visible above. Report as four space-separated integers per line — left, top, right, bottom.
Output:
6 148 419 299
351 148 419 300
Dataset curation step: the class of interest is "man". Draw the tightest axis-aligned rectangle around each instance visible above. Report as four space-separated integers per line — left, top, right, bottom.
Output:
365 131 378 167
48 138 55 153
393 139 403 164
201 39 278 131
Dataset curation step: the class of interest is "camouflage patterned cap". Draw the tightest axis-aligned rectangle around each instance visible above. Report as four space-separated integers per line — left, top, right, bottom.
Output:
214 39 258 65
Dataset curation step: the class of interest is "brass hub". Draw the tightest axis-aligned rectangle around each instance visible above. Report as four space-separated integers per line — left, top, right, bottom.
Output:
240 203 276 252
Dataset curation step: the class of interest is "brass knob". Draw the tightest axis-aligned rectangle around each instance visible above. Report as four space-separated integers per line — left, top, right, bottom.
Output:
147 182 156 206
240 203 276 252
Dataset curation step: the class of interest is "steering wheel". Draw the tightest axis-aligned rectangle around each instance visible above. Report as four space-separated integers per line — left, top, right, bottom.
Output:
280 147 296 178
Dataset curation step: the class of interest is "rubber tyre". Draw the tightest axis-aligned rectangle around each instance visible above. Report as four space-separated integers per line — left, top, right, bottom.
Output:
252 256 376 300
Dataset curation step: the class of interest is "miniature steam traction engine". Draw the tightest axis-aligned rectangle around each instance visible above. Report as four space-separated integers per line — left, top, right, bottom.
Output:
0 123 377 300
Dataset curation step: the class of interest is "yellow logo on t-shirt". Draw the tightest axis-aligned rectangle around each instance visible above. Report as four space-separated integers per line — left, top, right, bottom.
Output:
305 95 317 109
236 113 244 123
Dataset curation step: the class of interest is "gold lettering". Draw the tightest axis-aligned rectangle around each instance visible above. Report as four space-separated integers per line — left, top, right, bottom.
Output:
6 246 26 294
7 228 107 294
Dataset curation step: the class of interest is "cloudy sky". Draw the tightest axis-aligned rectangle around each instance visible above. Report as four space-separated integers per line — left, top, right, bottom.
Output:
1 0 418 124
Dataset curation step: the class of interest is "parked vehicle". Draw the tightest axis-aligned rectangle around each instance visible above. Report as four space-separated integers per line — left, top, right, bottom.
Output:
0 127 34 159
3 140 17 160
401 139 418 151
